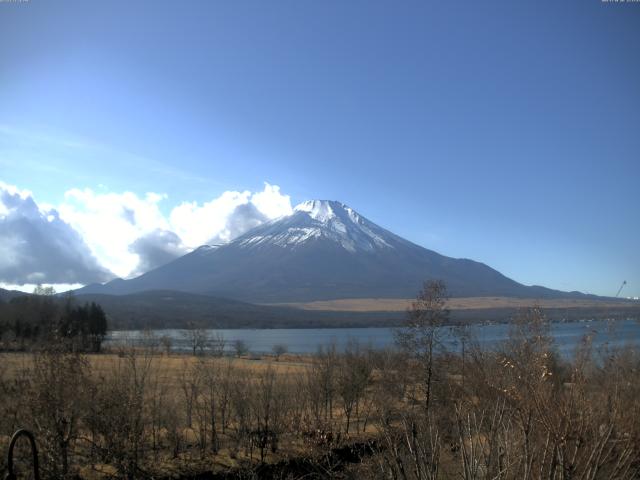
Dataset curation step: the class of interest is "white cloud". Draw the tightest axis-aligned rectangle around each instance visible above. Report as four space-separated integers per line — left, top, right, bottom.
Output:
55 182 293 280
58 188 171 278
169 190 252 247
0 180 293 285
251 183 293 218
167 183 292 247
0 283 84 294
0 182 114 285
0 181 32 204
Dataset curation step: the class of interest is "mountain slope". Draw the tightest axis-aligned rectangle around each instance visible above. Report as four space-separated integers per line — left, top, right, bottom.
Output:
77 200 587 302
0 288 27 302
75 290 638 330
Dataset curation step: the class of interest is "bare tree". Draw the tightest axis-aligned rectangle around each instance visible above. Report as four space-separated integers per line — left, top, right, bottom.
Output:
337 340 372 434
210 332 226 357
250 368 276 462
233 339 249 358
395 279 448 414
311 344 338 428
272 343 287 361
159 335 172 356
86 349 153 479
147 358 170 461
229 374 251 458
195 358 222 454
183 323 210 356
377 280 450 480
28 350 91 479
217 359 235 434
179 359 201 428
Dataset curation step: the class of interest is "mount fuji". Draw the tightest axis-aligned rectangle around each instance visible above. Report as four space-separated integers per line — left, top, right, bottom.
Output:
77 200 582 302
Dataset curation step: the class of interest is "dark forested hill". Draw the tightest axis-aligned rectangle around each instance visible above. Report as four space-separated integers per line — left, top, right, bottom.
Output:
74 290 403 329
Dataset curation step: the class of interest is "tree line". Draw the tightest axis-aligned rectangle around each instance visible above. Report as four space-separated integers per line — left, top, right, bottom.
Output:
0 287 108 352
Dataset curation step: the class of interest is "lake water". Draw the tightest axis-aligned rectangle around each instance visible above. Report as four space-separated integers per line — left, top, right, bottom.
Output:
106 318 640 357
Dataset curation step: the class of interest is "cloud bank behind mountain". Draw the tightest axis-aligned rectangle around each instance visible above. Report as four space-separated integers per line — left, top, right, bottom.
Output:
0 181 293 288
0 182 113 285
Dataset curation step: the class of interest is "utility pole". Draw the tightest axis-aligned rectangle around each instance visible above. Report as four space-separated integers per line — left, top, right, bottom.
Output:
616 280 627 298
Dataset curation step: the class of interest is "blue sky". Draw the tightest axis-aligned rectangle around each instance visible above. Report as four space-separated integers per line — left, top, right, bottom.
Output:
1 0 639 297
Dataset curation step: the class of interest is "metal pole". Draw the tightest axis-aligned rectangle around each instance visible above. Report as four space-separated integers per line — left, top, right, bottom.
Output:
5 429 40 480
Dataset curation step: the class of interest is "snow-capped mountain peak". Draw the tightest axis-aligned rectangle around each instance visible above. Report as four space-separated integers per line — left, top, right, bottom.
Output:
294 200 347 223
74 198 566 303
293 200 364 224
235 199 394 253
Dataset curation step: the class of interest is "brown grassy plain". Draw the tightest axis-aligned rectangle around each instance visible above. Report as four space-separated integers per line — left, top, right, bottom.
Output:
271 296 635 311
1 350 313 379
0 349 378 479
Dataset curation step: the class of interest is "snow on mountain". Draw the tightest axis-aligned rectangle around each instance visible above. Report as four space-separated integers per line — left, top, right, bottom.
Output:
294 199 339 222
74 199 588 302
235 200 393 253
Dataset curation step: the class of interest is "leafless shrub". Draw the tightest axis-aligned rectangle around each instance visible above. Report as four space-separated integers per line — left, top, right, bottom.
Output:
179 358 201 429
233 339 249 357
210 332 226 357
272 343 288 360
28 349 91 479
337 339 373 434
87 350 153 479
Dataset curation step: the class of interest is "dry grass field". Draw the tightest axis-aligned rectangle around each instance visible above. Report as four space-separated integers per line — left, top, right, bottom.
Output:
0 349 378 479
1 350 314 395
270 296 634 312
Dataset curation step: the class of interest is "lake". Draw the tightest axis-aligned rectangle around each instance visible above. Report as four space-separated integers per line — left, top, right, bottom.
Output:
106 318 640 357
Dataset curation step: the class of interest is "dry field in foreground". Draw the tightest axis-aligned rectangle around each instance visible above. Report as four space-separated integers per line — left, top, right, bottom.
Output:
1 350 312 380
2 306 639 479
